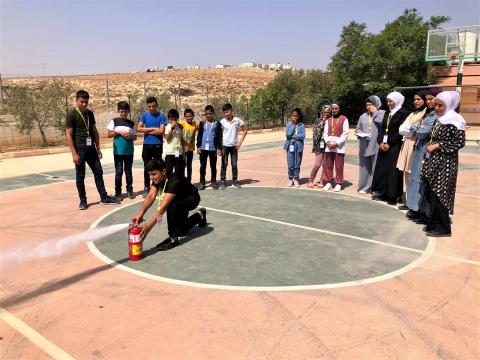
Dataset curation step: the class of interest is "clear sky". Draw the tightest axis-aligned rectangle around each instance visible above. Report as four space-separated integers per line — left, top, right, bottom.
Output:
1 0 478 77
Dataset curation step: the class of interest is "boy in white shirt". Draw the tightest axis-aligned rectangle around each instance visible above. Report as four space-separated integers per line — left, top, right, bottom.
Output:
163 109 186 179
219 103 248 189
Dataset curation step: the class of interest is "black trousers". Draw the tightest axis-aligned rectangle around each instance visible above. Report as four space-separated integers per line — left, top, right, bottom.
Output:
425 188 451 234
185 151 194 182
167 192 201 237
142 144 163 189
165 155 185 180
75 147 108 201
221 146 238 181
199 150 217 183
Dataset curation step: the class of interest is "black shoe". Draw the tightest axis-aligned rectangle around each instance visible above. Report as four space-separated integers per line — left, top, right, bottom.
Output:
100 196 120 205
426 230 451 237
197 182 206 190
219 181 227 190
198 208 207 227
114 194 123 203
79 199 88 210
155 238 180 251
232 181 242 188
398 205 409 211
414 217 428 225
212 181 219 190
371 194 382 201
406 210 420 219
127 191 136 199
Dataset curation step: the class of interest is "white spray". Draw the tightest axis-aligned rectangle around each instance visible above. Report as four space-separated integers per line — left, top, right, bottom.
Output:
0 223 129 266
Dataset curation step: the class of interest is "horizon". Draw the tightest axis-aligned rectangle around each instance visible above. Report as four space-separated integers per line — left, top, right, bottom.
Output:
1 0 478 77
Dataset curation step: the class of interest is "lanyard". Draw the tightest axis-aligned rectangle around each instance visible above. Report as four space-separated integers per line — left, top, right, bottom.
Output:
385 113 392 134
329 117 340 137
205 121 214 139
429 124 440 144
75 107 90 136
156 179 168 212
368 114 372 132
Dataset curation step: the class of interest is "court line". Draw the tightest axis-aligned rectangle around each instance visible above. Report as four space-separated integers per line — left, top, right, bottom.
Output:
86 199 439 291
0 307 75 360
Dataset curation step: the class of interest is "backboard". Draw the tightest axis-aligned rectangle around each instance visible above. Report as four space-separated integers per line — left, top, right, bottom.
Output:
426 25 480 62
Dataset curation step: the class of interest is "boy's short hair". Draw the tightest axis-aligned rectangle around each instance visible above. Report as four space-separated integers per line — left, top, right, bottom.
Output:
146 159 166 172
222 103 233 112
204 105 215 113
117 101 130 111
146 96 158 104
184 108 194 117
76 90 89 99
167 109 179 120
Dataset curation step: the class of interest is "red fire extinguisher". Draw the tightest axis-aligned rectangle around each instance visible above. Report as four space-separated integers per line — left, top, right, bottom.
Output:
128 225 143 261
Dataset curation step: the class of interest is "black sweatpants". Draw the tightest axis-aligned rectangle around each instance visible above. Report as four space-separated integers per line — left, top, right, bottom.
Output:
165 154 185 180
199 150 217 183
142 144 163 189
166 192 201 237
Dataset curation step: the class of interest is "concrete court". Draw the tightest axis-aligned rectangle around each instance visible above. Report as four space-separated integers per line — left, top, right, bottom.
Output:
0 129 479 359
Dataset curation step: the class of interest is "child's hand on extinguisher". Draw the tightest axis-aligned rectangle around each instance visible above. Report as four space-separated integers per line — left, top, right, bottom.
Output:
140 217 156 240
131 213 143 225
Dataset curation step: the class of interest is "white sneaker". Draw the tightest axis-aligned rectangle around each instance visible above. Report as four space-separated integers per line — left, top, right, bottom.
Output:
323 183 332 191
293 179 300 188
286 180 293 187
358 190 367 194
334 184 342 192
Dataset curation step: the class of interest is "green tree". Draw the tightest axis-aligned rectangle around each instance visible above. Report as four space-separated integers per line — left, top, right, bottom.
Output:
329 8 449 120
4 80 71 146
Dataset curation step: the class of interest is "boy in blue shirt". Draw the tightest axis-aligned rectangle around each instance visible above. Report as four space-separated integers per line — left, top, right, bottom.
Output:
196 105 223 190
107 101 137 202
137 96 167 197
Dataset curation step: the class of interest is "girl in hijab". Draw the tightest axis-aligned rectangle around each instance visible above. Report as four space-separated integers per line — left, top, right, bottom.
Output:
396 90 430 209
284 108 305 187
421 91 465 237
322 103 349 192
308 105 331 188
405 90 437 221
371 91 410 204
355 95 385 194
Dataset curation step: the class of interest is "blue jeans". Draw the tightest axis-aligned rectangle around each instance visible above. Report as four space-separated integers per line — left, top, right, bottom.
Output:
114 154 134 195
287 148 303 180
75 147 108 201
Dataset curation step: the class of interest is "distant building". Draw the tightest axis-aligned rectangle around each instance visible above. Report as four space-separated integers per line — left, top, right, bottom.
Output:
186 65 200 70
269 62 283 71
283 62 294 70
215 64 231 68
165 65 175 71
146 65 160 72
239 60 258 68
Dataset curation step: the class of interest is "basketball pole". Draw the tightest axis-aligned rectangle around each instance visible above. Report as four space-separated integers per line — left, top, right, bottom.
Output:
456 57 465 112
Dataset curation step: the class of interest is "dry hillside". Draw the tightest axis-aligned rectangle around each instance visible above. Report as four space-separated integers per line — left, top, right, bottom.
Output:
4 68 276 113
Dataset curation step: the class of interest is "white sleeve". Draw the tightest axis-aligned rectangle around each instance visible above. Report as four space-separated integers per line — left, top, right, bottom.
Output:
238 118 245 128
399 115 412 137
106 120 115 131
336 118 349 146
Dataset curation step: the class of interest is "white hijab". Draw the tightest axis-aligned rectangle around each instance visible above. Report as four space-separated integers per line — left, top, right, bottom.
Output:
436 91 466 130
386 91 405 116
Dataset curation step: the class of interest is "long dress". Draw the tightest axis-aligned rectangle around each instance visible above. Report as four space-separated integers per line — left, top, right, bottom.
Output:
421 123 465 215
405 111 437 211
355 109 385 192
371 108 410 202
309 117 326 183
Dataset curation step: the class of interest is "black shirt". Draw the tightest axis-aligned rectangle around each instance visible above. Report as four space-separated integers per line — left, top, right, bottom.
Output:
155 176 198 202
66 108 96 150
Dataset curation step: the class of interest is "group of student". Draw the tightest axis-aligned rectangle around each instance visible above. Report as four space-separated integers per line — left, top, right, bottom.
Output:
284 89 466 237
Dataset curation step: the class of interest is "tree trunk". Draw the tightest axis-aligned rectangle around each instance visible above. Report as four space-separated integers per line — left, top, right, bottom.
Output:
35 117 48 146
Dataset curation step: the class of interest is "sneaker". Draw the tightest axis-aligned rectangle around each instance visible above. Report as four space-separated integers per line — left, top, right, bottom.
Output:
114 194 123 203
286 180 293 187
293 179 300 188
198 207 207 227
232 181 241 188
197 182 206 190
358 190 367 194
79 199 88 210
426 230 451 238
155 237 180 251
142 188 149 198
398 205 409 211
100 196 120 205
219 181 227 190
212 182 219 190
323 183 332 191
127 191 136 199
334 184 342 192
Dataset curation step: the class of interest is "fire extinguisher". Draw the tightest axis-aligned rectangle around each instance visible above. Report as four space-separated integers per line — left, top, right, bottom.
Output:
128 224 143 261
